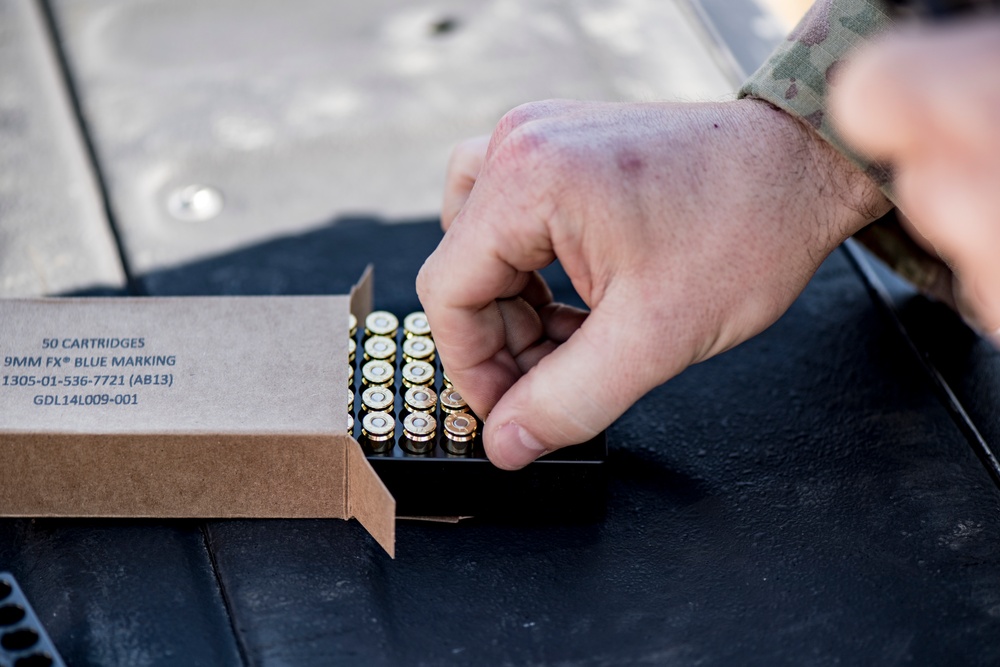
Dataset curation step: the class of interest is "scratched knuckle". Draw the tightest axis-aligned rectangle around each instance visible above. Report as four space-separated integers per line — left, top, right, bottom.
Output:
492 125 579 205
493 124 549 171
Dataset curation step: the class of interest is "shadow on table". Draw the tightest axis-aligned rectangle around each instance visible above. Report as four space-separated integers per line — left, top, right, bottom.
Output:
34 216 1000 667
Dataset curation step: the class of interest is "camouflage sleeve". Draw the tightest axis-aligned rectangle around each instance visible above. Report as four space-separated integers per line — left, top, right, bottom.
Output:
739 0 954 299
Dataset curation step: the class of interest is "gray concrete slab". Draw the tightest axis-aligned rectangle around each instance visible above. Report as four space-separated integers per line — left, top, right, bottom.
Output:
0 0 125 296
49 0 732 276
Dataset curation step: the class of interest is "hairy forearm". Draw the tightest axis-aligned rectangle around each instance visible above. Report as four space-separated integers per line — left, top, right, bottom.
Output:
726 98 892 256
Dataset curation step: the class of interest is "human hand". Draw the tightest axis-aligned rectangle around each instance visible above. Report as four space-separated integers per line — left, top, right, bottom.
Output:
831 19 1000 338
417 98 889 469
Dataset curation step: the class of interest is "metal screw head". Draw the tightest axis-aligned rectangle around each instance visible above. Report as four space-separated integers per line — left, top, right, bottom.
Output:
166 185 224 222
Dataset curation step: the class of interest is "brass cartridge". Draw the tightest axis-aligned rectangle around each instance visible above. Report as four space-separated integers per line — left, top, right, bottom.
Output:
361 386 394 413
403 385 437 414
443 412 478 454
439 387 468 414
401 412 437 454
403 311 432 338
443 412 477 442
361 411 395 442
402 336 435 364
401 360 434 388
402 412 436 442
361 360 394 388
365 311 399 338
363 335 396 363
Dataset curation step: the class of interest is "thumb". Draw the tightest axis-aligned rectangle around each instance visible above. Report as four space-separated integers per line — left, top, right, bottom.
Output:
482 295 676 470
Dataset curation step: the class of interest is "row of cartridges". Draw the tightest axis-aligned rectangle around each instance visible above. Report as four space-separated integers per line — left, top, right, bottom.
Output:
348 310 480 455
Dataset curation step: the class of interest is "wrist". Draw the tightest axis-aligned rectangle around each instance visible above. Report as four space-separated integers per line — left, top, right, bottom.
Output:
737 97 892 246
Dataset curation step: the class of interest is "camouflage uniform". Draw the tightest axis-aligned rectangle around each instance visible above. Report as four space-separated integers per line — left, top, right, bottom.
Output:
739 0 953 301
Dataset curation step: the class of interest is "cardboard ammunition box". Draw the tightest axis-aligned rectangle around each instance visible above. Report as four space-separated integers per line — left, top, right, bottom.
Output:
0 269 396 556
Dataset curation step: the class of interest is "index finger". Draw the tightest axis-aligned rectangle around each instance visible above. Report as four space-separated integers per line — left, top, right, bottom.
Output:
441 136 490 232
416 168 556 419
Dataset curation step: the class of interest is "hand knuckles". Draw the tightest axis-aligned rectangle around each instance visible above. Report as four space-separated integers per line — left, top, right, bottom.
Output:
492 123 556 172
488 124 578 217
491 108 583 177
494 100 568 138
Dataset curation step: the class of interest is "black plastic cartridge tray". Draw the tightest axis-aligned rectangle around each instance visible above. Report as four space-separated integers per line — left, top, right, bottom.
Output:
351 311 607 518
0 572 66 667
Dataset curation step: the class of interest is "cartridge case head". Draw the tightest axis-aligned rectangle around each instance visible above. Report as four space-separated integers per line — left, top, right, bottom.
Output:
403 385 437 413
402 411 437 442
361 360 394 387
403 311 432 338
439 387 468 414
402 336 435 363
361 411 395 441
363 335 396 363
365 311 399 338
443 412 477 442
401 360 434 387
361 386 394 412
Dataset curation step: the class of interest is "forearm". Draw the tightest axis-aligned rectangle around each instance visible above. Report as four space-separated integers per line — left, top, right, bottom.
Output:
740 0 954 297
716 97 891 249
739 0 896 192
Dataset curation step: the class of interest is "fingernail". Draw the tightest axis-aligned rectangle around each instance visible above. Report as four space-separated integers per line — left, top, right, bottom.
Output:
492 422 548 470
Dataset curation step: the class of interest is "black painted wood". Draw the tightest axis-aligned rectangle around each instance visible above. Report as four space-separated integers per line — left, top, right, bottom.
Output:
854 245 1000 487
13 217 998 665
0 521 243 666
140 221 1000 666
